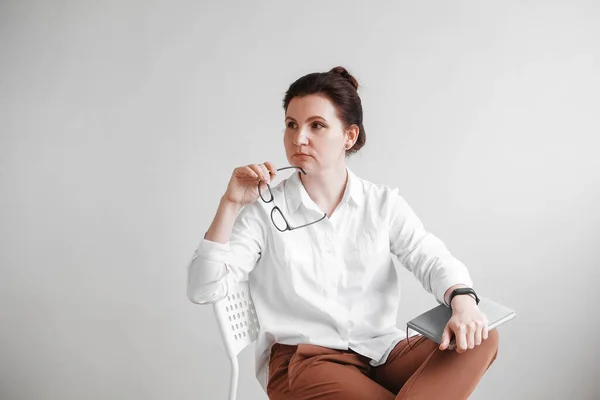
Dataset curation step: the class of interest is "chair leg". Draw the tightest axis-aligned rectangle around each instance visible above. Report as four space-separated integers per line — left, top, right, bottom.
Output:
229 357 239 400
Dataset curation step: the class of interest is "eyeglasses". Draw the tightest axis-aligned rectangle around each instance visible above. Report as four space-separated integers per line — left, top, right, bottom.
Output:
258 166 327 232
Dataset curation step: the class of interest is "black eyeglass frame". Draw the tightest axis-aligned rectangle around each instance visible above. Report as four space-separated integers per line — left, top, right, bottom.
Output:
258 166 327 232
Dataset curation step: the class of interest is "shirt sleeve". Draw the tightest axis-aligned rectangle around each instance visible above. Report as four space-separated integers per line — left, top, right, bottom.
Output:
186 201 266 304
387 188 473 305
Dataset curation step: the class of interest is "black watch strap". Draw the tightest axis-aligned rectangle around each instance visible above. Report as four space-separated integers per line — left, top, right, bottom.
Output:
448 287 480 308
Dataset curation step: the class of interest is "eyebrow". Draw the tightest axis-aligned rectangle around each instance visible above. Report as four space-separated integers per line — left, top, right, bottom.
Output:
285 115 327 123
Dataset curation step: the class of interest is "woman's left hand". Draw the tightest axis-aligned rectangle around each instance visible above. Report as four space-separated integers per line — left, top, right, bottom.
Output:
439 296 489 353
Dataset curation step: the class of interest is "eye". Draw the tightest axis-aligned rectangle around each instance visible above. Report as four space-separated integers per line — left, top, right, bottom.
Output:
286 121 297 129
311 122 325 130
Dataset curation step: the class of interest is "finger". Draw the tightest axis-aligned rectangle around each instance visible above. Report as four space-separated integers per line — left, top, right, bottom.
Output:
263 161 278 178
257 164 271 183
242 165 260 180
483 324 490 341
474 321 483 346
467 322 476 349
440 327 451 350
456 323 467 353
248 164 267 182
247 165 268 193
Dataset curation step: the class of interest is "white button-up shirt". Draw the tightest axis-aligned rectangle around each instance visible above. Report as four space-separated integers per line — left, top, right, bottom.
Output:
187 168 473 391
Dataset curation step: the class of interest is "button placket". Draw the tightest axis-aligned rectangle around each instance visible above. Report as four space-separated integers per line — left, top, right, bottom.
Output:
325 236 332 254
320 223 339 293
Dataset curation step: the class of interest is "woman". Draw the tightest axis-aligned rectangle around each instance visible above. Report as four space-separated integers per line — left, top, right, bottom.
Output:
187 66 499 399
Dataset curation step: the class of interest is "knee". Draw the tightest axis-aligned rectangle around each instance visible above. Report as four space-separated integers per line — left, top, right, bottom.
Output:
484 328 499 359
487 328 499 346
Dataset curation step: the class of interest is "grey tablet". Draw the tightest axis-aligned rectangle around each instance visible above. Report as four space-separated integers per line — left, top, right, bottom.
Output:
406 297 516 345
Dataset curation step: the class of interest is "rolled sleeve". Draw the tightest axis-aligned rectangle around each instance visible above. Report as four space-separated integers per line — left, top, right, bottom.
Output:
388 189 473 305
187 202 265 304
197 238 230 264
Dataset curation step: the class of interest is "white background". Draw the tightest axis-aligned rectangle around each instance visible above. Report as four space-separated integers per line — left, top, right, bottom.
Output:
1 1 599 399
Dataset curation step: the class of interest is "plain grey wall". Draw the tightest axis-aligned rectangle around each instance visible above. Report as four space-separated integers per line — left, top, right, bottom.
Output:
1 1 599 399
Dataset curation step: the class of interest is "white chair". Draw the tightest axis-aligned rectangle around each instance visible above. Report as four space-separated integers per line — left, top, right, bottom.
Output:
213 281 260 400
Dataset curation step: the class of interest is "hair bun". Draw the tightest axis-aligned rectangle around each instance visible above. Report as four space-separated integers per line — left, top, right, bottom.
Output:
329 66 359 91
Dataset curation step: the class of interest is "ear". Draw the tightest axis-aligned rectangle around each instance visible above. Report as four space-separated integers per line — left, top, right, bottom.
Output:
344 124 360 149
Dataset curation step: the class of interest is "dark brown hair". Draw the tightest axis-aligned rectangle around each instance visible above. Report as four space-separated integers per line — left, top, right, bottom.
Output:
283 66 366 156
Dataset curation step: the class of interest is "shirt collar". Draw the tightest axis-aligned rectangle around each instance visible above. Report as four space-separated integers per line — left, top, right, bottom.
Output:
284 167 364 215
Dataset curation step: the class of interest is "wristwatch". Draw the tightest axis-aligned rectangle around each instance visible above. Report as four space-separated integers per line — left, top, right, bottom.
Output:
448 287 480 308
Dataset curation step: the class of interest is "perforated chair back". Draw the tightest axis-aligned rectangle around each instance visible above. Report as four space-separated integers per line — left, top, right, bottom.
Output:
213 281 260 400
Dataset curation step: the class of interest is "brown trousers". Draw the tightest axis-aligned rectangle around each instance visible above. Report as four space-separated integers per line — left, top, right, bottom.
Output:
267 329 499 400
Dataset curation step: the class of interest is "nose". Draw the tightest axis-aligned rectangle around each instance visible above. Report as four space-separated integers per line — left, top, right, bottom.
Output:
293 128 309 146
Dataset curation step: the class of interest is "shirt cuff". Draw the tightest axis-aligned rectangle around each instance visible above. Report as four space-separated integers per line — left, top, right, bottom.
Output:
187 239 231 304
435 270 474 307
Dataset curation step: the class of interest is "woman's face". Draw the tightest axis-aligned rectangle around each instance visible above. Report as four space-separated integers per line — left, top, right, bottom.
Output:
283 94 353 173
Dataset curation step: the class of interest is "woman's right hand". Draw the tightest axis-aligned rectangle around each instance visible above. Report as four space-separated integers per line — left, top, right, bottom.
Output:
223 161 278 206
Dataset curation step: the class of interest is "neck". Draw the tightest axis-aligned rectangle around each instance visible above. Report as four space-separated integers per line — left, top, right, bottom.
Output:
299 163 348 216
